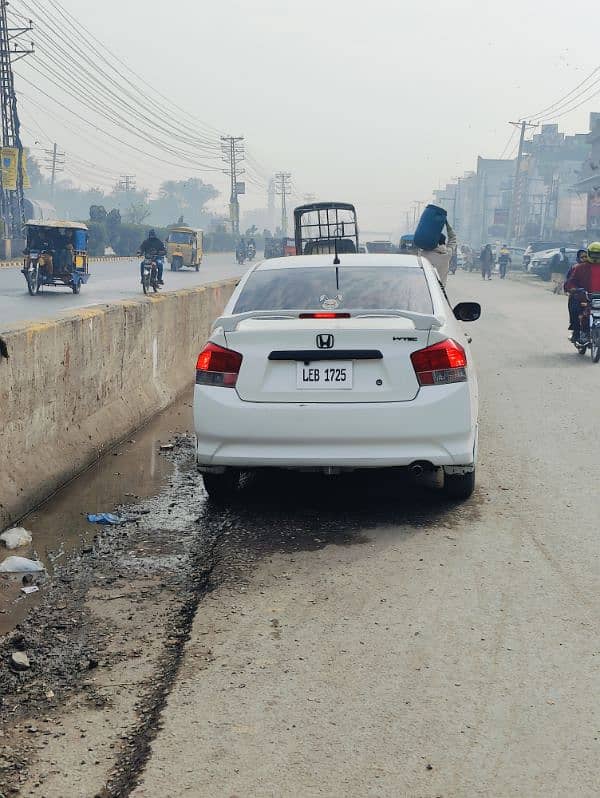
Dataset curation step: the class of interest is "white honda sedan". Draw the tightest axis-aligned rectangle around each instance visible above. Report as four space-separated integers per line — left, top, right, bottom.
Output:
194 254 480 502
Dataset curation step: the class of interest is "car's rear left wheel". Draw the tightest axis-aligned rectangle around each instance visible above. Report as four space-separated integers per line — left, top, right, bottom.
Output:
442 470 475 500
202 470 240 503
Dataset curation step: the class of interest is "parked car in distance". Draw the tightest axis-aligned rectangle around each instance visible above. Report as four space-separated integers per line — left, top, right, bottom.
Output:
366 241 395 254
529 248 579 280
194 254 481 504
523 241 567 270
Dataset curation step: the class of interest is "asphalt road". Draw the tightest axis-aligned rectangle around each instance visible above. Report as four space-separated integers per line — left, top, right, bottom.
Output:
0 252 246 332
6 271 600 796
134 272 600 797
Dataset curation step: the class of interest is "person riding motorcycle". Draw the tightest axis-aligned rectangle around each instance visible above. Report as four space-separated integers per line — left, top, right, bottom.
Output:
497 245 511 279
565 249 588 337
139 229 166 285
565 243 600 342
236 237 247 264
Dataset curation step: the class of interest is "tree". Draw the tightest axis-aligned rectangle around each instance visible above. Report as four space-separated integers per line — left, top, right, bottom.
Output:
106 208 121 230
124 201 151 225
89 205 107 222
149 178 218 227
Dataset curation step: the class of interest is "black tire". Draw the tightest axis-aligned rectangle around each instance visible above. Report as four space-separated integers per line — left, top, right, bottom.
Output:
442 470 475 500
71 280 81 294
202 470 239 503
142 274 149 295
592 329 600 363
195 262 199 272
26 267 38 295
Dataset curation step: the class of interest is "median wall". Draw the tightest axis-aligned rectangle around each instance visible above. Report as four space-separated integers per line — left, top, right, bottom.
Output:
0 279 237 528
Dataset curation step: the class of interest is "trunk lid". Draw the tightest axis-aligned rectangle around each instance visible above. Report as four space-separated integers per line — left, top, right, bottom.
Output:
225 318 430 403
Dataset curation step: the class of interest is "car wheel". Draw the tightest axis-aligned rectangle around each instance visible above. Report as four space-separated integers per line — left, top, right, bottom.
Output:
202 470 239 503
442 470 475 500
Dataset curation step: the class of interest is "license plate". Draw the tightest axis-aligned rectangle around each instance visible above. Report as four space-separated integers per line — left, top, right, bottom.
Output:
296 361 353 390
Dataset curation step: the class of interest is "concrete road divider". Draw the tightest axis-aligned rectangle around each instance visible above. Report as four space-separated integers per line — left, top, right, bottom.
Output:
0 279 237 528
0 256 139 270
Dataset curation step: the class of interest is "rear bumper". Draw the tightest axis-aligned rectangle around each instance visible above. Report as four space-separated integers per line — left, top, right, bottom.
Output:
194 384 477 469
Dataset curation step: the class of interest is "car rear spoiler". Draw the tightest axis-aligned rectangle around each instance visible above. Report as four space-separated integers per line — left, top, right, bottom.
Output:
212 309 443 332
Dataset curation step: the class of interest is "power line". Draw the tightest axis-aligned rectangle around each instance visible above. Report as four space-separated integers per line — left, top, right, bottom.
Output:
526 65 600 122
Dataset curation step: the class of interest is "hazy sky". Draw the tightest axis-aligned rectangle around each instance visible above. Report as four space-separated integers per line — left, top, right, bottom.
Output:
16 0 600 232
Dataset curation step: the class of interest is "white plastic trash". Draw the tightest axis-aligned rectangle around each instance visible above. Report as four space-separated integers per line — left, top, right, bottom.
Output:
0 527 33 550
0 556 45 573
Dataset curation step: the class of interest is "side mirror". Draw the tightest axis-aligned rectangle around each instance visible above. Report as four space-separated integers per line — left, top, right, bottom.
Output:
453 302 481 322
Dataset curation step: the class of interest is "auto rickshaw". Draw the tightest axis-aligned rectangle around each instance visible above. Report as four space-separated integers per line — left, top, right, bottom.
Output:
22 220 90 295
293 202 359 255
166 226 203 271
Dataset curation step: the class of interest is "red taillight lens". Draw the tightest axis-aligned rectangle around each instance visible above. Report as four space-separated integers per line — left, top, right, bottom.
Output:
196 342 242 388
410 339 467 386
299 313 351 319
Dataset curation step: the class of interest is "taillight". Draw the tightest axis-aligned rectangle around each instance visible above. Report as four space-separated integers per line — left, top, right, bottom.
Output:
196 342 242 388
410 339 467 386
299 313 351 319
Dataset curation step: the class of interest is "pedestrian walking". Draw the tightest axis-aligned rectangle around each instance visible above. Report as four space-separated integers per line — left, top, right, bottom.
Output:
420 221 457 286
480 244 494 280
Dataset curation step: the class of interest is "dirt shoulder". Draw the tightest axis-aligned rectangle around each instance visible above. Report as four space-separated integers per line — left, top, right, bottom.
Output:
0 438 219 798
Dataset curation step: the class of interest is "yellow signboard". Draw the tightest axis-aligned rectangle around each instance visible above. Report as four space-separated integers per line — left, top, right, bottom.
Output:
1 147 18 190
1 148 31 190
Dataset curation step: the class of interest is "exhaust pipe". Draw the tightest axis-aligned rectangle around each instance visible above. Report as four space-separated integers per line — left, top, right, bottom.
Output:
409 461 435 478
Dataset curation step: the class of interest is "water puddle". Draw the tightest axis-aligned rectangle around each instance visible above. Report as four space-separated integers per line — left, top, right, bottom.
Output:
0 393 194 635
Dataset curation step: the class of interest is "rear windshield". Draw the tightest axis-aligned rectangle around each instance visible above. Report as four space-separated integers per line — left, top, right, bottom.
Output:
234 266 433 314
168 232 193 244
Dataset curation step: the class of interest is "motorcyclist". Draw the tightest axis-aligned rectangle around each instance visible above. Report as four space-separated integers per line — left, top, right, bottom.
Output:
565 249 587 337
236 237 247 263
139 229 166 285
497 245 511 279
565 243 600 342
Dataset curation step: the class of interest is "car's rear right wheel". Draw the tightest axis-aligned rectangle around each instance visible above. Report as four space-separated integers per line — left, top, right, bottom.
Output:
442 470 475 500
202 470 240 503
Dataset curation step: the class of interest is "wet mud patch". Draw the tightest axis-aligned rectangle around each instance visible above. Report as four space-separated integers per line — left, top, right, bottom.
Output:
0 434 480 797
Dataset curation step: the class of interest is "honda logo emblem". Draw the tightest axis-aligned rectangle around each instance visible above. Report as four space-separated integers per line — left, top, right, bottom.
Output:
316 334 334 349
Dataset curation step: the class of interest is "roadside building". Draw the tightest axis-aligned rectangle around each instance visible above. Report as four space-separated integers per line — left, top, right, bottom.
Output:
572 113 600 241
517 123 590 243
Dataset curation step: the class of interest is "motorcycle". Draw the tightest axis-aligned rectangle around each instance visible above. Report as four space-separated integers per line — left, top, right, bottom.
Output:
141 256 161 294
236 248 246 265
572 289 600 362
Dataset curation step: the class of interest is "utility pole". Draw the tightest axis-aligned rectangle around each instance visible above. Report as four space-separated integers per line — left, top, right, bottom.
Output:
507 120 538 244
117 175 136 193
0 1 33 244
267 177 276 230
274 172 292 235
220 135 245 236
44 143 65 198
